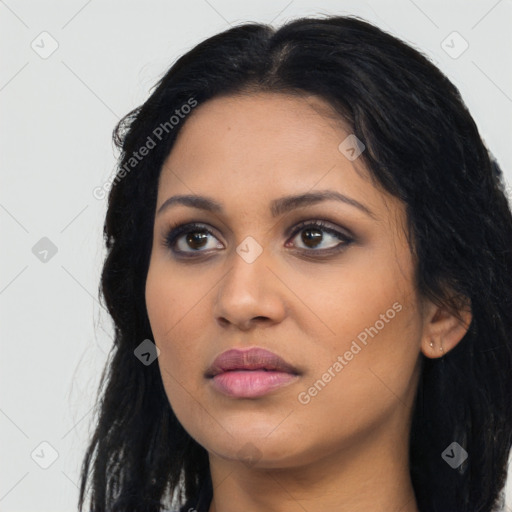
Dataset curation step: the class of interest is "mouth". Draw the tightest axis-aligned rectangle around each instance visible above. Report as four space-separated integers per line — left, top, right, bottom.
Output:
206 347 300 398
206 347 300 377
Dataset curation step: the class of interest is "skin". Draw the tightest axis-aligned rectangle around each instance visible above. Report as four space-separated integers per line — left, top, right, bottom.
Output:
145 92 472 512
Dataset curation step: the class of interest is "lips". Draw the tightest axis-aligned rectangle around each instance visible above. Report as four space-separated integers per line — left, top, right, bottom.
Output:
206 347 299 377
206 347 300 398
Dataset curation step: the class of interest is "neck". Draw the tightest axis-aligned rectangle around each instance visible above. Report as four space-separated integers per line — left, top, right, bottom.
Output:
207 410 419 512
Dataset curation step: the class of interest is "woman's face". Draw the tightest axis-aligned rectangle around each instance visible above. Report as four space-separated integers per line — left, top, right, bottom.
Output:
145 92 428 469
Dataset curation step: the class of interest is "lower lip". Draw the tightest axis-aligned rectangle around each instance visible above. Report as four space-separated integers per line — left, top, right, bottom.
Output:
210 370 298 398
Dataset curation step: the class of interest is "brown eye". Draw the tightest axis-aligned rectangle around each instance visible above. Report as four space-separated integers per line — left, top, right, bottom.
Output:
288 220 353 252
300 227 324 249
163 219 353 259
184 231 209 250
164 223 223 254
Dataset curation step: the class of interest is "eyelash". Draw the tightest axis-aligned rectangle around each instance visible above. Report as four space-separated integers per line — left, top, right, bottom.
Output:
162 220 354 259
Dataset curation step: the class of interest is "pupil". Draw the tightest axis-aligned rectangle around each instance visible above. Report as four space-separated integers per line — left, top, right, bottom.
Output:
302 229 322 248
187 232 208 249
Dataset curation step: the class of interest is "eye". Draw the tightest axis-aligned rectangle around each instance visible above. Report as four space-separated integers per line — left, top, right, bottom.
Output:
163 222 223 256
162 219 353 258
286 220 353 253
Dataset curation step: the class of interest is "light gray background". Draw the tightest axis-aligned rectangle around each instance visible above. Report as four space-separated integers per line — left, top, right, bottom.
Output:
1 1 511 510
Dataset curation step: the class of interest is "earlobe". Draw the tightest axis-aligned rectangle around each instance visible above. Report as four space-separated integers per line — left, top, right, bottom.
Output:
420 297 472 359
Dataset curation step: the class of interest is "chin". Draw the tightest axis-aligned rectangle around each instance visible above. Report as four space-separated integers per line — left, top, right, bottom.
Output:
197 424 314 470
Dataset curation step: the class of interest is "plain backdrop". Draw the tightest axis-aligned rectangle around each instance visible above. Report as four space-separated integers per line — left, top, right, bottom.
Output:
1 1 511 510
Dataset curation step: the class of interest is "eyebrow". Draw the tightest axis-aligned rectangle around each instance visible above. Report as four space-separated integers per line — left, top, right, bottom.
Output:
156 190 376 219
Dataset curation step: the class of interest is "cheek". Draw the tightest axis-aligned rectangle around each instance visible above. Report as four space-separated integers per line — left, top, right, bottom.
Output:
145 259 211 399
145 261 175 331
145 258 206 344
293 260 421 422
146 262 190 379
292 313 421 451
303 294 421 421
285 258 409 360
145 271 200 435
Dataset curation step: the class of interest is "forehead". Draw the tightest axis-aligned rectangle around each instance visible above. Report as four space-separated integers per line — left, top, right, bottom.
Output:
167 92 349 158
157 92 400 226
161 93 357 183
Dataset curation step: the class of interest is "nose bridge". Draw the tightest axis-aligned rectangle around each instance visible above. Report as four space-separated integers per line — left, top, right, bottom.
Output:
214 238 284 328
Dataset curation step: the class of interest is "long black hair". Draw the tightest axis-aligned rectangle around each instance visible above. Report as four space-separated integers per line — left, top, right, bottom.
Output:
79 14 512 512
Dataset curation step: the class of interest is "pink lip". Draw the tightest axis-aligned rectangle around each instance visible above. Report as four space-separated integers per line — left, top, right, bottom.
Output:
206 347 300 398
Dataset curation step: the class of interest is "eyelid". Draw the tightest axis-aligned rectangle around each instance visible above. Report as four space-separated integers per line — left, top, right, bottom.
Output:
285 217 354 240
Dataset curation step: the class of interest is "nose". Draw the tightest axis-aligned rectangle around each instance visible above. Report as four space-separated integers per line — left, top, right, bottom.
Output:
213 247 287 331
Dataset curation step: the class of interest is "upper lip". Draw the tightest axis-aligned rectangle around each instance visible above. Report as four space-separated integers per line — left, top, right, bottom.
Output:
206 347 299 378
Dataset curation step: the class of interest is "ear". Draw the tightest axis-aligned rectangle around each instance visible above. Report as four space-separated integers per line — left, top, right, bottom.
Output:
420 295 472 359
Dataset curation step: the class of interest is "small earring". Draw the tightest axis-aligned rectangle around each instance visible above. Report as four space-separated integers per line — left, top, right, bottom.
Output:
429 340 434 348
440 344 444 353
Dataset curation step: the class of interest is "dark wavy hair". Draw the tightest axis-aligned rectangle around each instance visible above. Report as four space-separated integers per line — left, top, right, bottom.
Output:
79 14 512 512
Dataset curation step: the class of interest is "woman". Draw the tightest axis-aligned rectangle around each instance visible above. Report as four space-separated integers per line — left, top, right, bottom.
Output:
79 15 512 512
